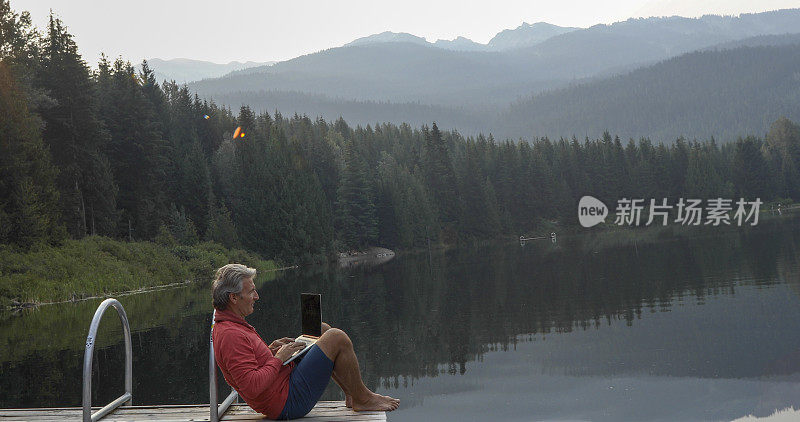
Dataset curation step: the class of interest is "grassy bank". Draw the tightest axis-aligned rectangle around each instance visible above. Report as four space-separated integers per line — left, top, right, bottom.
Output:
0 236 277 307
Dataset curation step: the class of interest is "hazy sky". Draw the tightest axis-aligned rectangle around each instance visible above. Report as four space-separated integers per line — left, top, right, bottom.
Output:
14 0 800 66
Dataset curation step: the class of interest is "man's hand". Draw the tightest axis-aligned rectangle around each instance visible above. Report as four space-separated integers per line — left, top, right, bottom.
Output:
268 337 295 353
275 342 306 363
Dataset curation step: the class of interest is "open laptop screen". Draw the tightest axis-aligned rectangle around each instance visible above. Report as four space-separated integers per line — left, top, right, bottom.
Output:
301 293 321 337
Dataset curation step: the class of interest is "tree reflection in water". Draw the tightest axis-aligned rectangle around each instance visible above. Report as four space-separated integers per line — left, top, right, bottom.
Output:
2 218 800 418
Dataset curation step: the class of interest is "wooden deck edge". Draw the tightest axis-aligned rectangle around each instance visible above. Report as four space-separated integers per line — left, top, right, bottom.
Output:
0 401 387 421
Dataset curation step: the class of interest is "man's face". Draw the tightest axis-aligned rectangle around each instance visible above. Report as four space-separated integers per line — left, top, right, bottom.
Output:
231 277 259 318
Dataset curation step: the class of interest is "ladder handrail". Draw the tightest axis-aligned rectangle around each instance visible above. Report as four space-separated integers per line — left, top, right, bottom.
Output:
82 298 133 422
210 309 238 422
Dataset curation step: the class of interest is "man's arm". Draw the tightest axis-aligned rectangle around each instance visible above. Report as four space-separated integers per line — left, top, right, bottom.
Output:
219 335 284 399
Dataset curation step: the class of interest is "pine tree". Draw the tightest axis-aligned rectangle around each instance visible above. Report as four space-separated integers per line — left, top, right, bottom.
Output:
0 61 65 246
732 136 769 200
457 141 497 238
37 13 117 237
205 202 238 248
335 139 377 249
423 122 458 226
1 0 40 90
98 58 170 239
685 142 724 199
166 205 198 245
765 117 800 199
177 140 212 234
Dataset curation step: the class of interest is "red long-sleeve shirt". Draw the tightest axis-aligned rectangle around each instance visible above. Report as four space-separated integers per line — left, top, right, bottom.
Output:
213 308 294 419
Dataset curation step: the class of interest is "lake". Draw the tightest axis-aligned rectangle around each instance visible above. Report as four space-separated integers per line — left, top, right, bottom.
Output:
2 218 800 421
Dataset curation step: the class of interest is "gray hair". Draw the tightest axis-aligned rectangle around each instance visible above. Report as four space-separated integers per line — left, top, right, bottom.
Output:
212 263 256 310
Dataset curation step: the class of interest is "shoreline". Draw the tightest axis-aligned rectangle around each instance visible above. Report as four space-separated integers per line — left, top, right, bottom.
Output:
4 264 302 311
5 211 797 311
0 237 279 311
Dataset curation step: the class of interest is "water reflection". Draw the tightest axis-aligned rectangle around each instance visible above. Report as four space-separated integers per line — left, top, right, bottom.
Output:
1 219 800 421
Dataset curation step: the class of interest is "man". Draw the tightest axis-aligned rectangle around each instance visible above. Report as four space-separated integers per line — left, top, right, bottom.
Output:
211 263 399 420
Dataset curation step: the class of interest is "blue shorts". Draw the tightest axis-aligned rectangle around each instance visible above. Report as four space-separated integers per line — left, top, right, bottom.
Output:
278 345 334 420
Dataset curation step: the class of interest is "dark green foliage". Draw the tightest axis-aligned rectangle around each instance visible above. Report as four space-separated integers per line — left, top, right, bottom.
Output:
96 57 169 239
686 142 724 198
423 123 458 224
336 139 378 249
0 236 277 304
205 202 238 249
0 0 40 94
456 140 501 238
0 62 65 247
765 117 800 199
37 14 117 238
165 205 199 246
4 1 800 261
732 137 769 200
216 110 332 262
376 155 436 248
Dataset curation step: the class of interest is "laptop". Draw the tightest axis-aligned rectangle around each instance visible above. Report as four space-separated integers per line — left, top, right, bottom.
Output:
282 293 321 365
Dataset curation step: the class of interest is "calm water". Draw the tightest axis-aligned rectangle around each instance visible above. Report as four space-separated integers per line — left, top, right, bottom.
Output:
2 219 800 421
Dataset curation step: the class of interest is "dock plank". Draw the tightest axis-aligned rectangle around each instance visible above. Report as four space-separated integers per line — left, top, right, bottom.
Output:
0 401 386 421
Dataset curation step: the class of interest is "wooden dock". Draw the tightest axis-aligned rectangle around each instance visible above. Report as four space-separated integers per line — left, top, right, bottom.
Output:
0 401 386 421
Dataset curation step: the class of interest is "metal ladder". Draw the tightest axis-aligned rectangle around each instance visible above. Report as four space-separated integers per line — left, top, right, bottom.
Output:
209 309 239 422
82 299 238 421
81 298 133 422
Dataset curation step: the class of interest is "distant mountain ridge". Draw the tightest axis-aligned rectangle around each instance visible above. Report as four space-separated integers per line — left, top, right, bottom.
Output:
488 22 579 50
142 58 275 83
345 32 429 48
498 34 800 142
199 34 800 143
344 22 579 52
189 9 800 142
434 36 489 52
193 8 800 112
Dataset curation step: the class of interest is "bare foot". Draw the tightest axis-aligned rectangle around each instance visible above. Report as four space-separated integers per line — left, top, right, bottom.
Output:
352 393 400 412
345 395 353 408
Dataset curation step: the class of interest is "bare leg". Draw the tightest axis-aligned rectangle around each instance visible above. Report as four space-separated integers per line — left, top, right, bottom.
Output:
321 323 353 407
315 328 399 412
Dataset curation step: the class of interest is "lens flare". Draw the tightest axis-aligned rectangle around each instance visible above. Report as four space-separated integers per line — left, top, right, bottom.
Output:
233 126 242 140
203 114 210 120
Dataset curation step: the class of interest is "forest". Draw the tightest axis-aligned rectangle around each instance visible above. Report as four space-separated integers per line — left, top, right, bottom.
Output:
3 1 800 268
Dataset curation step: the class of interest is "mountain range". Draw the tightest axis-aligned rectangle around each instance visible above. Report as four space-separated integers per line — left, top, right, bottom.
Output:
498 33 800 142
347 22 580 52
185 9 800 142
141 58 275 84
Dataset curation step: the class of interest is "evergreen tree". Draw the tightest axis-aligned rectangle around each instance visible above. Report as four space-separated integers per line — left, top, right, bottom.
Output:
98 58 169 239
423 122 458 228
177 140 212 234
205 202 238 248
765 117 800 199
336 139 377 249
457 141 498 238
652 143 671 198
37 13 117 237
685 142 724 199
1 0 40 91
0 61 65 246
376 154 436 248
166 205 199 245
669 138 689 199
732 136 769 200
